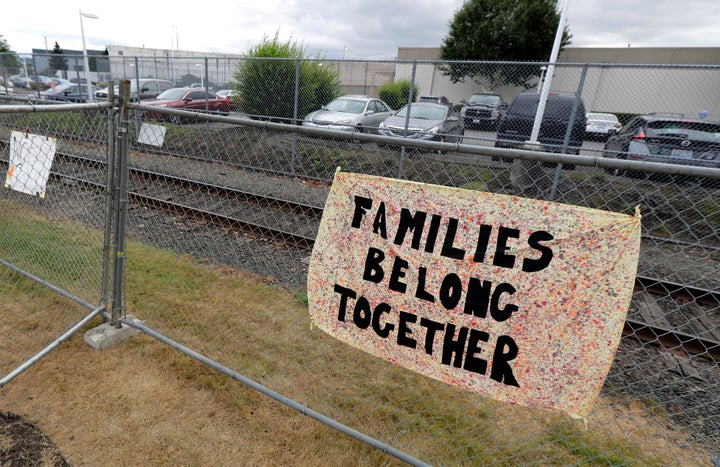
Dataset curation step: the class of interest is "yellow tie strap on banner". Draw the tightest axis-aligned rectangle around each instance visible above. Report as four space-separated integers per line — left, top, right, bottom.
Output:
307 171 641 419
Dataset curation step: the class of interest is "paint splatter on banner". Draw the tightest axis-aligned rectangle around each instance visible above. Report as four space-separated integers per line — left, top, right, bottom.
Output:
307 171 641 418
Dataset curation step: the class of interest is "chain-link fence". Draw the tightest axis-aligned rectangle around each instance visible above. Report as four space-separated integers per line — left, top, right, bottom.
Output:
0 98 113 384
1 56 719 465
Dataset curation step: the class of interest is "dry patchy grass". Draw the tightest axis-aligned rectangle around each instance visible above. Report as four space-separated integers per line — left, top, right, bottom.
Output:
0 211 712 465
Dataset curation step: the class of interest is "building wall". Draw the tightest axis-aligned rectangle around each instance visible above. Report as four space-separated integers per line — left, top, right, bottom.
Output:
394 47 720 119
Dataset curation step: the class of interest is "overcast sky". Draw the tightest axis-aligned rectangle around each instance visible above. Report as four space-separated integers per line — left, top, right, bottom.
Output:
3 0 720 59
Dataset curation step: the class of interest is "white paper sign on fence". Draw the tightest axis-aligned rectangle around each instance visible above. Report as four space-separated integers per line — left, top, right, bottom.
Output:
5 131 57 198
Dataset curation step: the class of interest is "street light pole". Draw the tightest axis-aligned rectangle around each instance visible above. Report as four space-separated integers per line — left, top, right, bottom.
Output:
79 10 98 101
195 63 204 88
528 0 569 144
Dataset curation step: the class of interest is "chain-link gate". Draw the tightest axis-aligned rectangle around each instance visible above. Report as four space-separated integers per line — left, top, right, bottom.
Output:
0 98 114 386
1 56 719 465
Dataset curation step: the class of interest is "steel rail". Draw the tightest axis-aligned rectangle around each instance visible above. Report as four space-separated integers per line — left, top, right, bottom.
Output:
33 153 720 361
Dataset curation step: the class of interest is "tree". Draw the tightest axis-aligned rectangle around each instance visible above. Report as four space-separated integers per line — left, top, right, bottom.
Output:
0 35 22 75
233 32 340 122
440 0 571 88
49 42 69 77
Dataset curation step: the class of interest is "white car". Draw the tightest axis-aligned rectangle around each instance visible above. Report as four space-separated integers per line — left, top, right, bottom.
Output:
0 79 14 96
215 89 238 99
585 112 621 140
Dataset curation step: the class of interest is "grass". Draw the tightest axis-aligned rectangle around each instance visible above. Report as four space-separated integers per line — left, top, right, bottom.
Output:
0 200 712 465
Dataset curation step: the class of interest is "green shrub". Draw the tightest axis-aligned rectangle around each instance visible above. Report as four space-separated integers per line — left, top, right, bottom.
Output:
234 32 340 121
378 79 418 110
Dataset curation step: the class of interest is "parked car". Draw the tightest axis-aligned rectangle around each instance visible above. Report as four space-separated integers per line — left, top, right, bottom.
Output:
35 83 100 102
302 95 393 133
215 89 240 111
141 87 231 123
460 93 507 130
377 102 464 151
602 114 720 179
215 89 237 99
95 79 174 102
0 78 13 96
416 95 452 106
494 91 587 164
130 78 173 101
585 112 621 140
10 74 32 88
49 77 73 87
69 77 97 85
29 76 55 90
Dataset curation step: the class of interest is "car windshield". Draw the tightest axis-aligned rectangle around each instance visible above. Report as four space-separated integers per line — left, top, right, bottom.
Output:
155 89 188 100
396 104 447 120
469 95 500 105
646 121 720 142
324 98 367 114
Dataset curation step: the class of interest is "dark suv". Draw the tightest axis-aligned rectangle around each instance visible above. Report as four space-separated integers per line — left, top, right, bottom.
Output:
94 79 173 101
602 114 720 179
494 91 587 155
461 93 506 130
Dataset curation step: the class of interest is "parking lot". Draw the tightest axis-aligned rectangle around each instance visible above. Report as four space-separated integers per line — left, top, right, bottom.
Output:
464 128 604 152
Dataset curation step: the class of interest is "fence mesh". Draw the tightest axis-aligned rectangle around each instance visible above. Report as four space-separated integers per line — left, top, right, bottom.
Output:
1 56 719 465
0 103 111 378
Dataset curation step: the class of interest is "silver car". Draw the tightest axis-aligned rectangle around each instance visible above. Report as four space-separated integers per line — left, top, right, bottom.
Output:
302 95 393 133
378 102 464 149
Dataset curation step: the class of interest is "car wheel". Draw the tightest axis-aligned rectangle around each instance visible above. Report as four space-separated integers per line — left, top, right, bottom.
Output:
604 166 623 177
625 170 645 179
700 178 720 189
170 115 182 125
492 156 513 163
436 137 447 154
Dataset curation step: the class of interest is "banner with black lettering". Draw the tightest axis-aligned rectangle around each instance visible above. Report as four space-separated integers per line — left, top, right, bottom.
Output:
307 171 641 418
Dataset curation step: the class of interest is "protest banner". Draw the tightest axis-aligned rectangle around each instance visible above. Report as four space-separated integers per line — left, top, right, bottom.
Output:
307 171 641 418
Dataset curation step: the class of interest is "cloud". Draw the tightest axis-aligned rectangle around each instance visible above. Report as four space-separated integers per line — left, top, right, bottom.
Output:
3 0 720 59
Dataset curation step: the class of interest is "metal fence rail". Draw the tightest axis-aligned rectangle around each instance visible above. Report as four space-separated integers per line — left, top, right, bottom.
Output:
1 57 719 465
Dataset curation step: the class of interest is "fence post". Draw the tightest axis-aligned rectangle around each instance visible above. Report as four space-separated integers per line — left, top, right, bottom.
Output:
290 58 301 176
100 81 117 315
397 60 418 179
549 63 589 201
110 80 131 328
364 61 368 95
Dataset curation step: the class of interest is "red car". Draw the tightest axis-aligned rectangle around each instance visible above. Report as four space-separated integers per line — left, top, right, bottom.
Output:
142 87 231 122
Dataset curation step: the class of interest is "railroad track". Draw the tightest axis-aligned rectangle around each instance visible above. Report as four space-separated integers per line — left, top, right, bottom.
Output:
6 150 720 362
